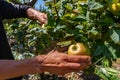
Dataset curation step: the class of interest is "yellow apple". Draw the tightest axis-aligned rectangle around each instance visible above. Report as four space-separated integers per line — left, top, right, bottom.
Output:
68 43 90 55
109 3 120 16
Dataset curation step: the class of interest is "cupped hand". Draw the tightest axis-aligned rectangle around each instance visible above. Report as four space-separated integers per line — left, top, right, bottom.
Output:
35 12 47 25
26 8 47 25
36 50 91 75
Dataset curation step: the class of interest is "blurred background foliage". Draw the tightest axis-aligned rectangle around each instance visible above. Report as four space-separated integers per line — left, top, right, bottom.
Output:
4 0 120 80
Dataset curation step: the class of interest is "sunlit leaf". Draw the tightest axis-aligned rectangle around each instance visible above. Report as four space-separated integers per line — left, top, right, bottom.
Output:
110 28 120 43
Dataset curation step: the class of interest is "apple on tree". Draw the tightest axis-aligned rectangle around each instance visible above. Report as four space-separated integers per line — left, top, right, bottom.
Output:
109 2 120 16
68 43 90 56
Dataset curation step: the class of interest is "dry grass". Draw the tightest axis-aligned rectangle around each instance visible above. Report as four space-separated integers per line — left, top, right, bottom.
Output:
112 58 120 78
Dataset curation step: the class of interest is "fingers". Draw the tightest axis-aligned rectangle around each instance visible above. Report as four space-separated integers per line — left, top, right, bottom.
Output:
37 13 47 25
43 61 90 70
66 55 91 63
63 62 90 70
26 8 48 25
51 50 91 63
41 50 91 75
45 62 90 75
57 62 90 75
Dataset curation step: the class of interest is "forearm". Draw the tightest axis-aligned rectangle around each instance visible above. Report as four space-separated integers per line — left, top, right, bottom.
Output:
0 57 42 79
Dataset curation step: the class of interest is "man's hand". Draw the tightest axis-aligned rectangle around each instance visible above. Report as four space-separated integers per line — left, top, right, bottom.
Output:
35 50 91 75
26 8 47 25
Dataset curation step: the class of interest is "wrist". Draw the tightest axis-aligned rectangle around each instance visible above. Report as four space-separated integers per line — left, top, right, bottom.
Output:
33 55 45 73
0 58 43 79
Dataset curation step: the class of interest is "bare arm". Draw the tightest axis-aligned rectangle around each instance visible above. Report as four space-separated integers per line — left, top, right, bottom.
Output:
0 50 91 79
0 58 41 80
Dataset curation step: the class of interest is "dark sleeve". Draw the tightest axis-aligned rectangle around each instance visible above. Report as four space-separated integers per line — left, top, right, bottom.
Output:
0 0 31 19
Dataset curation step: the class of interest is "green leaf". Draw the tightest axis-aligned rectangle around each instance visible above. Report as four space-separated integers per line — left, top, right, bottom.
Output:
99 67 120 80
54 25 67 32
100 68 110 77
110 28 120 43
94 45 104 56
95 67 109 80
102 58 110 67
75 25 84 29
105 67 119 75
104 42 117 59
86 10 90 22
110 75 120 80
97 16 114 26
74 14 86 22
93 42 115 58
88 2 104 10
65 3 73 10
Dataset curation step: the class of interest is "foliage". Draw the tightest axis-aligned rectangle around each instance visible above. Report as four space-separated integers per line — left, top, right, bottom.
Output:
43 0 120 79
4 0 120 79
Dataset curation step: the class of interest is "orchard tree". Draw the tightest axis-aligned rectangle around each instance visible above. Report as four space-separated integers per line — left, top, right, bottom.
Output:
43 0 120 79
4 0 120 80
